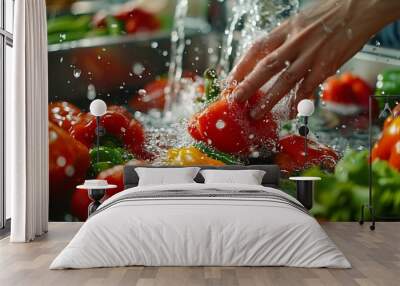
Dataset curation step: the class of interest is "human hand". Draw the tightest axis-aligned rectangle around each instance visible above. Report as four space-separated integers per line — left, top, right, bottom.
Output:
229 0 400 119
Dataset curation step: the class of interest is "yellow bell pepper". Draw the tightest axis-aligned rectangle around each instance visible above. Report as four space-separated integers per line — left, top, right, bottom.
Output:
166 146 225 166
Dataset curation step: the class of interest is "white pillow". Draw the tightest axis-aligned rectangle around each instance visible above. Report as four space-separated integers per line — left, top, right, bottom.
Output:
200 169 266 185
135 167 200 186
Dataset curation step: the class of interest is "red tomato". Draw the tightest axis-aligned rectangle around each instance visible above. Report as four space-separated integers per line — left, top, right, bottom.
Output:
188 86 278 155
48 101 83 132
70 114 97 148
323 77 355 105
97 165 125 197
322 73 378 115
389 141 400 171
275 135 339 175
70 109 149 159
49 122 90 210
384 103 400 129
122 9 160 34
372 117 400 161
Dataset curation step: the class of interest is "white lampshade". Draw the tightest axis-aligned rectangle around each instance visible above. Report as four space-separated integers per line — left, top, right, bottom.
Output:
297 99 315 117
89 99 107 117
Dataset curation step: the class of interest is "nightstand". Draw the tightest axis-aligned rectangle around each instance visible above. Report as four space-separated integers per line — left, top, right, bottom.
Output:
289 177 321 210
77 180 117 216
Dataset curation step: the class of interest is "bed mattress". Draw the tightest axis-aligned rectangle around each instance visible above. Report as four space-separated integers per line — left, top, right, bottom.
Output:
50 183 351 269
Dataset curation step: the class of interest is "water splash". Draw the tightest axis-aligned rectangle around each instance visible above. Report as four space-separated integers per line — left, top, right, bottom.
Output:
164 0 189 117
139 0 299 161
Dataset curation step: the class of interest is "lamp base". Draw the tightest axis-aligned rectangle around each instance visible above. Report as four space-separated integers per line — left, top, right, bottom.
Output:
359 204 376 231
87 188 106 216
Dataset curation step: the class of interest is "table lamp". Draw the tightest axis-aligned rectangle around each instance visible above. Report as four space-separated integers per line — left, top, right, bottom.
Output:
89 99 107 163
297 99 315 157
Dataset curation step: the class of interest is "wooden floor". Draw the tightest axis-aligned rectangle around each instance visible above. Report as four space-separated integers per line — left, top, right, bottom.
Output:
0 222 398 286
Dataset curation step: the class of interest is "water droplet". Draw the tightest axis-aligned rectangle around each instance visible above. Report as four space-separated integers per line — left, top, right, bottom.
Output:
87 84 96 100
216 120 226 129
285 61 290 67
49 131 58 142
56 156 66 167
138 89 147 96
248 134 255 139
151 41 159 49
73 68 81 78
59 57 64 63
171 31 179 42
251 151 260 158
65 166 75 177
132 62 145 75
162 50 168 56
97 55 102 60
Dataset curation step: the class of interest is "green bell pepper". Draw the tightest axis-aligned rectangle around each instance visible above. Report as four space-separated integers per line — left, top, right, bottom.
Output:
47 15 92 34
91 161 115 174
48 31 88 45
194 142 241 165
88 146 134 177
105 16 124 36
89 146 133 165
376 70 400 95
376 70 400 108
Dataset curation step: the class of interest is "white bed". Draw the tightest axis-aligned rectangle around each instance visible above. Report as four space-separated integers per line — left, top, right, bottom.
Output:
50 181 350 269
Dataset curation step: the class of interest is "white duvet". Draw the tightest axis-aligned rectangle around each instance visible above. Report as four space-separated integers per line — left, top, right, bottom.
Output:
50 183 351 269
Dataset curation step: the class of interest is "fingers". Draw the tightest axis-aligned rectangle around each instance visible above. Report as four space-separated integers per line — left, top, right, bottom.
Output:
231 41 298 103
228 24 287 84
249 54 310 120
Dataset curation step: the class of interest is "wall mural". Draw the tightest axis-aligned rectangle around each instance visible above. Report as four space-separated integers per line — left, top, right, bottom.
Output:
47 0 400 222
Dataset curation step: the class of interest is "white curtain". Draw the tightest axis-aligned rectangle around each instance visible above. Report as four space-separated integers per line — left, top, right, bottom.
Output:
8 0 49 242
